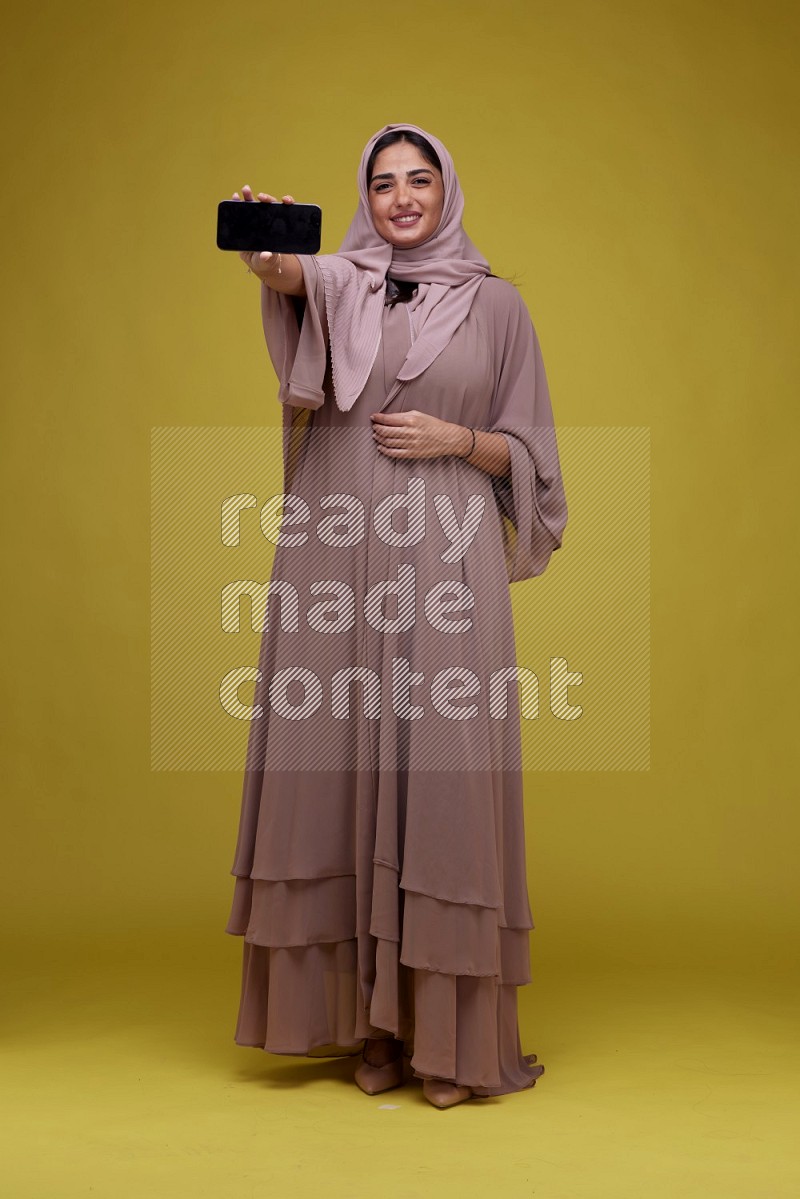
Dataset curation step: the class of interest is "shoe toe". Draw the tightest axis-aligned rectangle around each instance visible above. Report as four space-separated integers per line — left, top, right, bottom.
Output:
422 1079 474 1109
354 1058 405 1096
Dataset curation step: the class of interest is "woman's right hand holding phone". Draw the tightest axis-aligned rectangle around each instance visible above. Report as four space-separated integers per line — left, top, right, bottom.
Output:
231 186 305 296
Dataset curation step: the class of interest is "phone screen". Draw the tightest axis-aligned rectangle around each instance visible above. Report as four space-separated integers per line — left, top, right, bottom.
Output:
216 201 322 254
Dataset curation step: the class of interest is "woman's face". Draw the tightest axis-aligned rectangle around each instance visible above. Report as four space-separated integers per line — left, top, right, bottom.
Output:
367 141 445 249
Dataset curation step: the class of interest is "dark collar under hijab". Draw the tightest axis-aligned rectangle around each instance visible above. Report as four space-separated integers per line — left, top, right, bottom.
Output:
384 275 419 307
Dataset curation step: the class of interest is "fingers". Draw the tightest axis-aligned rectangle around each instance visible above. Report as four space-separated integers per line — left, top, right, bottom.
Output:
370 412 412 426
372 425 414 447
255 192 295 203
370 409 432 459
235 187 295 203
242 185 271 202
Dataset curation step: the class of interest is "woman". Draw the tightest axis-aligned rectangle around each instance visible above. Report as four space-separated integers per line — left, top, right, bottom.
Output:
225 123 568 1109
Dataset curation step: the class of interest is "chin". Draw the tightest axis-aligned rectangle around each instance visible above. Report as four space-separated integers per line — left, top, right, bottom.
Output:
381 219 430 250
388 230 427 249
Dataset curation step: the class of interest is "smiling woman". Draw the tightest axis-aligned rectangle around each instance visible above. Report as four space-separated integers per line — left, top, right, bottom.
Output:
225 122 568 1111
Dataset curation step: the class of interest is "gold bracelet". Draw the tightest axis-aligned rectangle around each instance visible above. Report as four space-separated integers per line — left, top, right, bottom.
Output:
260 252 282 284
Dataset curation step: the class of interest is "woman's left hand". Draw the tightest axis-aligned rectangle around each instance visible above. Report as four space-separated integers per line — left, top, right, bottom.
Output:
370 410 470 459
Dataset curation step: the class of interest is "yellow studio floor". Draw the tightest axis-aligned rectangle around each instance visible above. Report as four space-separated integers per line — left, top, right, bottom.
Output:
3 935 798 1199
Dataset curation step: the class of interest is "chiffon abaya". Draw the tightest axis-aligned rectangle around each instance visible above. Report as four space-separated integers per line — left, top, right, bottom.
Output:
225 126 568 1096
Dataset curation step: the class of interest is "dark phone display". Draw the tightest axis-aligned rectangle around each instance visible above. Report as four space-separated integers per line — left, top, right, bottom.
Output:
216 201 322 254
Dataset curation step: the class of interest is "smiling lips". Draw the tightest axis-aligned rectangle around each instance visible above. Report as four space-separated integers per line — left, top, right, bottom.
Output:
390 213 422 225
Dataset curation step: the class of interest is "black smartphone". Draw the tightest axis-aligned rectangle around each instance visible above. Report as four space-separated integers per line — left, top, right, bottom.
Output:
216 200 322 253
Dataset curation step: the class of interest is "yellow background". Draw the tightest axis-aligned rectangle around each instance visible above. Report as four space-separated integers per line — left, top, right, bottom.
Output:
2 0 797 1195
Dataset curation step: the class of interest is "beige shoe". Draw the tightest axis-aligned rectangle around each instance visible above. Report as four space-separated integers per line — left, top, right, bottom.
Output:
354 1039 405 1096
422 1077 474 1109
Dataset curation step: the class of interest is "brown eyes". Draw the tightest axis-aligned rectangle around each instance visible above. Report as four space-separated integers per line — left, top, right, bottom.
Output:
373 177 431 193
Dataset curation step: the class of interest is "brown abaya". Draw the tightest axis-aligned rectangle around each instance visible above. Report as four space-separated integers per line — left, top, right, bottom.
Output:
225 254 567 1095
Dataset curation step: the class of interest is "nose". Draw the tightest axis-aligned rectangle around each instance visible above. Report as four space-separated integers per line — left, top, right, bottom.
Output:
396 180 414 208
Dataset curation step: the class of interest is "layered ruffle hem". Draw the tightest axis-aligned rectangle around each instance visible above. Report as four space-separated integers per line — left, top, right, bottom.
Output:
225 767 545 1097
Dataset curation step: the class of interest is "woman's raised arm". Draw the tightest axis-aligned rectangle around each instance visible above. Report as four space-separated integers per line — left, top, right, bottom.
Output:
231 186 306 297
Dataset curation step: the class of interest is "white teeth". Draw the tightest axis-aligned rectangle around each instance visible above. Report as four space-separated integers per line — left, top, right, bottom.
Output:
393 215 419 223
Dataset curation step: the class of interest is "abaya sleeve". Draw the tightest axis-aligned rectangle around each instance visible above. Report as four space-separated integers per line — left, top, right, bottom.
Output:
258 255 332 491
485 281 568 583
259 255 330 411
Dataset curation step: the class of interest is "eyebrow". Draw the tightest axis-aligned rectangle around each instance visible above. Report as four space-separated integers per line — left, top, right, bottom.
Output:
370 168 434 182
